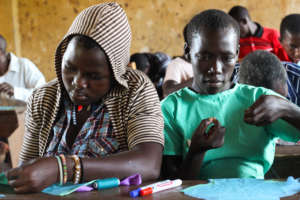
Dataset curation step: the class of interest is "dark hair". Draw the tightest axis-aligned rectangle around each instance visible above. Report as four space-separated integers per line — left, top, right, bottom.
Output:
186 9 240 47
183 24 188 43
0 34 7 52
130 53 151 72
280 14 300 40
239 50 287 90
228 6 250 20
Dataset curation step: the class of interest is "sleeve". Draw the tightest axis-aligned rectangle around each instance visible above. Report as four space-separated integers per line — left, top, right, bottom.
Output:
258 88 300 142
161 97 183 156
15 59 46 101
267 119 300 142
18 91 41 164
163 60 182 83
126 78 164 149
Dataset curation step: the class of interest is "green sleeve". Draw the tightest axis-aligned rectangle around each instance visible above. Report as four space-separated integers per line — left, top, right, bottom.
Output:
258 88 300 142
267 119 300 142
161 97 183 156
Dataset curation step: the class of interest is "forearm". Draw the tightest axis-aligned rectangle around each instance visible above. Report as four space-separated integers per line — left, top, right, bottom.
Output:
281 101 300 130
66 143 163 182
177 150 206 180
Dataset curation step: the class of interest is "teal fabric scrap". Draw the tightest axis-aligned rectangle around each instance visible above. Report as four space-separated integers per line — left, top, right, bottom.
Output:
0 173 15 194
0 173 8 185
182 177 300 200
42 180 95 196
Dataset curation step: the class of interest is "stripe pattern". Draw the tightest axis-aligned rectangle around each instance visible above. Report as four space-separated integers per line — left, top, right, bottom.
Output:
283 62 300 106
19 3 164 163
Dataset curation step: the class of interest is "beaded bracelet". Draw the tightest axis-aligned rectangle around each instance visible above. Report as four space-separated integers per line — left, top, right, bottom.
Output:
59 154 68 184
55 156 63 185
71 155 81 184
79 157 84 183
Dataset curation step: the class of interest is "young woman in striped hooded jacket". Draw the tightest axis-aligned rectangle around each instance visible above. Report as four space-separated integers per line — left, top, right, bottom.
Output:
6 3 164 193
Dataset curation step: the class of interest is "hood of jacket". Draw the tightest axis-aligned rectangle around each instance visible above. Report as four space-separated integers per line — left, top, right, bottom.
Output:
54 2 131 90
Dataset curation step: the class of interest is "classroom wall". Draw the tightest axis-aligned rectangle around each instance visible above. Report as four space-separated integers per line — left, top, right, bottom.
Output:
1 0 300 81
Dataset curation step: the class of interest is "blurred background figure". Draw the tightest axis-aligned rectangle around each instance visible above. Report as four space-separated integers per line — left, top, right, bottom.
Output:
130 52 171 99
0 35 46 101
228 6 282 60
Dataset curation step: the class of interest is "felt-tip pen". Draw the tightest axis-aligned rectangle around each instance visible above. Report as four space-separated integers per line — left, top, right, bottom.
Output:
129 179 170 198
140 179 182 196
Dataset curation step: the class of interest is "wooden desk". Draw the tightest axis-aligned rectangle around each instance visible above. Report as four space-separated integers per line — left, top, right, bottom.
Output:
276 145 300 157
1 180 300 200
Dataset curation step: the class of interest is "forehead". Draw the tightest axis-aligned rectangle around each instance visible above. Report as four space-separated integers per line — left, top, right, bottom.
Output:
63 39 110 72
283 31 300 43
190 28 238 53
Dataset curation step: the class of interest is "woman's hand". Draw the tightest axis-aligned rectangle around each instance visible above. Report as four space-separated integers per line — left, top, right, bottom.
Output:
6 157 58 193
189 118 225 155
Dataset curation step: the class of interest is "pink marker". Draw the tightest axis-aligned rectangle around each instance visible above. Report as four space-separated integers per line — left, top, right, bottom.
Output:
140 179 182 196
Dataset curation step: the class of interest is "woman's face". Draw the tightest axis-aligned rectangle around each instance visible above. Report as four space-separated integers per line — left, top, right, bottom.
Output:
61 38 112 105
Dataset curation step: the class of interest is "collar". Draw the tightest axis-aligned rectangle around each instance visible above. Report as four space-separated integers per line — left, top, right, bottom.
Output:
253 22 263 37
7 52 20 73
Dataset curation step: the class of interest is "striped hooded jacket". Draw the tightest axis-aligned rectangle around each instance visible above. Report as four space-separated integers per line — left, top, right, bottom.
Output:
19 3 164 163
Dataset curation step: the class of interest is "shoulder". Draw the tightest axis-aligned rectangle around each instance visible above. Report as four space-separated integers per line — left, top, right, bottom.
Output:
235 83 279 99
161 88 190 109
263 27 280 37
29 79 60 104
123 68 155 91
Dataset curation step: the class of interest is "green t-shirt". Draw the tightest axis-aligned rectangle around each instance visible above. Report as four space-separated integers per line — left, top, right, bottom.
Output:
161 84 300 179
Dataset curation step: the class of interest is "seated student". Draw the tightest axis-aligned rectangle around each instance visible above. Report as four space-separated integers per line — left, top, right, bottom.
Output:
163 25 193 98
239 50 300 145
276 14 300 106
6 3 164 193
228 6 282 60
239 50 288 97
161 9 300 180
278 14 300 64
0 35 46 101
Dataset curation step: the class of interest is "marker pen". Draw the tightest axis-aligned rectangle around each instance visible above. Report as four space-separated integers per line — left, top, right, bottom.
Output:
140 179 182 196
129 179 170 198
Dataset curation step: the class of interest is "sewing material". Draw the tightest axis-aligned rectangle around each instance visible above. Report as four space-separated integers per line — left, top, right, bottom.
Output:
92 177 120 190
129 179 171 198
140 179 182 196
120 174 142 186
182 177 300 200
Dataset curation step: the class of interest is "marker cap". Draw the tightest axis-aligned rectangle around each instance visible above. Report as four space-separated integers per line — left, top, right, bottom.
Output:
140 187 153 196
129 188 141 198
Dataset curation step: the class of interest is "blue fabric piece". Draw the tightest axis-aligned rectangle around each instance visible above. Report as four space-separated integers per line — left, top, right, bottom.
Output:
182 177 300 200
42 180 95 196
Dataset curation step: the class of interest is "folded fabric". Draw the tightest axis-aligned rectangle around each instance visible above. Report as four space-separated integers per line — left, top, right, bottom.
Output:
120 173 142 186
0 173 15 194
43 174 142 196
182 176 300 200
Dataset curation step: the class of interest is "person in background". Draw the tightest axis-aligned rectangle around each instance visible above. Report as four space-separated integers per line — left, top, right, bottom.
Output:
161 9 300 180
239 50 300 145
130 52 170 100
228 6 282 60
129 53 151 74
163 25 193 98
0 35 46 101
276 14 300 106
239 50 288 97
278 14 300 64
6 3 164 193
